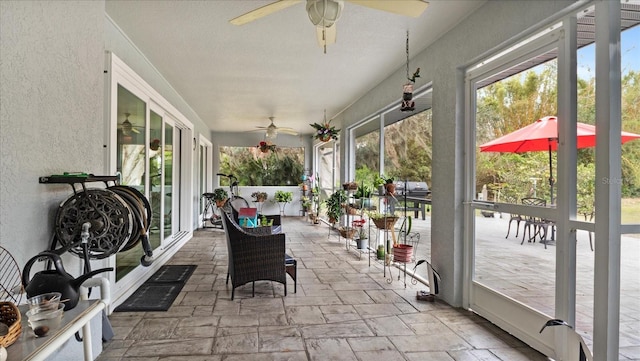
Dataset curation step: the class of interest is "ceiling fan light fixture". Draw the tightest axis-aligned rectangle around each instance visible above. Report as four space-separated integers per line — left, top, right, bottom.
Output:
306 0 343 28
265 125 278 140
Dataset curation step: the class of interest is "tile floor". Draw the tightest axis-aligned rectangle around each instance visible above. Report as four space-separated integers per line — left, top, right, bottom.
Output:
97 217 550 361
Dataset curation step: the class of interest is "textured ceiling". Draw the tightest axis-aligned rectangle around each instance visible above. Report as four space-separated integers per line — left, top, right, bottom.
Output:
105 0 485 135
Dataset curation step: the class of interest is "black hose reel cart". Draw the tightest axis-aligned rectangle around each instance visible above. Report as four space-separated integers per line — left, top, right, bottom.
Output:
39 173 154 273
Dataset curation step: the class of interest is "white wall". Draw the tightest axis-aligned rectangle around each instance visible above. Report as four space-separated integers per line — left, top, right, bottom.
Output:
333 0 580 306
0 0 106 271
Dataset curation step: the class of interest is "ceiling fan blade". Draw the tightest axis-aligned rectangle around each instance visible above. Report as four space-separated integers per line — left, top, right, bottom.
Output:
347 0 429 18
230 0 302 25
279 129 299 135
316 24 337 48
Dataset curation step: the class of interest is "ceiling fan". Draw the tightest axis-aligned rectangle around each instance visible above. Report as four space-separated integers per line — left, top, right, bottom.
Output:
230 0 429 53
255 117 298 139
118 113 141 136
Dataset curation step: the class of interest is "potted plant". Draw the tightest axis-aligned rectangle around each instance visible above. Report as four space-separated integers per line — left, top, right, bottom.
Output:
251 191 268 202
274 190 293 203
257 141 276 153
366 210 398 230
354 183 373 209
301 196 311 212
310 111 340 142
273 190 293 216
373 176 386 195
325 189 346 224
212 188 228 207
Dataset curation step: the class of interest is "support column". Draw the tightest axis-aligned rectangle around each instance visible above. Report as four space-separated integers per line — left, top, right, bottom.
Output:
594 1 622 360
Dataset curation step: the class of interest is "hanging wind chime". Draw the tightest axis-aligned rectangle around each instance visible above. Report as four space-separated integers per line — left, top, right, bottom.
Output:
401 30 420 112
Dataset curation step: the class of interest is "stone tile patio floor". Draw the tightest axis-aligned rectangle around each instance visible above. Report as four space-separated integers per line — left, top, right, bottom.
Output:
97 217 550 361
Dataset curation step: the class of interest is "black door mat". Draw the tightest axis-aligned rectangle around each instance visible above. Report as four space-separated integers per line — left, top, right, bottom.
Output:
114 265 197 312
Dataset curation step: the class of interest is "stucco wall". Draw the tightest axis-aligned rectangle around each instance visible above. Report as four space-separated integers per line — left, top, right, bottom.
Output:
0 1 106 271
334 0 581 306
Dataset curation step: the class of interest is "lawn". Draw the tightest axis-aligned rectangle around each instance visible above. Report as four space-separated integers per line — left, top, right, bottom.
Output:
622 198 640 226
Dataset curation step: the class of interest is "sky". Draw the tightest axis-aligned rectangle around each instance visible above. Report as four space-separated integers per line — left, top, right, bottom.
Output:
577 24 640 79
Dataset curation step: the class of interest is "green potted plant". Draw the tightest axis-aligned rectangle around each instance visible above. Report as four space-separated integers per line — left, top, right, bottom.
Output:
301 196 311 211
212 188 228 207
366 210 398 230
274 190 293 203
373 176 386 195
325 189 346 224
274 190 293 215
354 183 373 209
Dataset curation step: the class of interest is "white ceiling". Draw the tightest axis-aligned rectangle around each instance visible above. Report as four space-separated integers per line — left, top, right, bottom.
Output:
105 0 485 135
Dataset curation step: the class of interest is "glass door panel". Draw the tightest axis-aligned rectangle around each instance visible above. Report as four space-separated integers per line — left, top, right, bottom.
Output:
115 84 146 281
148 110 163 251
163 123 174 239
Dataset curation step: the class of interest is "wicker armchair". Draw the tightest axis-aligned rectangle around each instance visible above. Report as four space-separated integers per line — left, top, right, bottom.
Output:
221 210 295 300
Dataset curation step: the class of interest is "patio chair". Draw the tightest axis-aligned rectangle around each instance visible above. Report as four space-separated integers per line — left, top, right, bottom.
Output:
504 196 523 239
579 204 594 251
520 197 554 247
221 210 296 300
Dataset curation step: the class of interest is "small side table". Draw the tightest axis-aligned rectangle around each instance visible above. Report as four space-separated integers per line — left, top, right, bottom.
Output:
8 299 105 361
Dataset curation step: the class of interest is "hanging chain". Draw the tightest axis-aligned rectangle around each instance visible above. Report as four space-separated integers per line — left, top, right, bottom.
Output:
406 30 410 80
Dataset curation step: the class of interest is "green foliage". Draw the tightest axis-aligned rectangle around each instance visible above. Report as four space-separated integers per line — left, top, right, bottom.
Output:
354 183 372 199
325 189 346 221
219 146 304 186
477 62 640 200
212 188 228 202
274 190 293 203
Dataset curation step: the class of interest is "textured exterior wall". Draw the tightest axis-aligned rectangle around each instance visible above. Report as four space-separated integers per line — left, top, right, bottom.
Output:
334 0 580 306
0 1 106 270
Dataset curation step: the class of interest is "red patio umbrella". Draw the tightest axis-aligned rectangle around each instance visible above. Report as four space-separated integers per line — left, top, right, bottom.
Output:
479 115 640 204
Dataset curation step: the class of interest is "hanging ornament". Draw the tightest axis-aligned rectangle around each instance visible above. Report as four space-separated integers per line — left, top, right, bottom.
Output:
401 30 420 112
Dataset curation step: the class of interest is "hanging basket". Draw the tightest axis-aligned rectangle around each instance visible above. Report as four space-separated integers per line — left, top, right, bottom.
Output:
372 217 398 230
393 244 413 263
319 134 331 142
338 227 357 239
0 302 21 348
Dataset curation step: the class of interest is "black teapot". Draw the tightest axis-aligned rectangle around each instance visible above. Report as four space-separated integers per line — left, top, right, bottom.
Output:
22 251 112 310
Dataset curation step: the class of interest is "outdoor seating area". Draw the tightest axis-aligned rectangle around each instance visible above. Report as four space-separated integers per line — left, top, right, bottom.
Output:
98 216 551 360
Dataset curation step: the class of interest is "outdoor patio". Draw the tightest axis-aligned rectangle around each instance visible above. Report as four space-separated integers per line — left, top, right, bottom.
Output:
98 214 639 360
406 211 640 360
